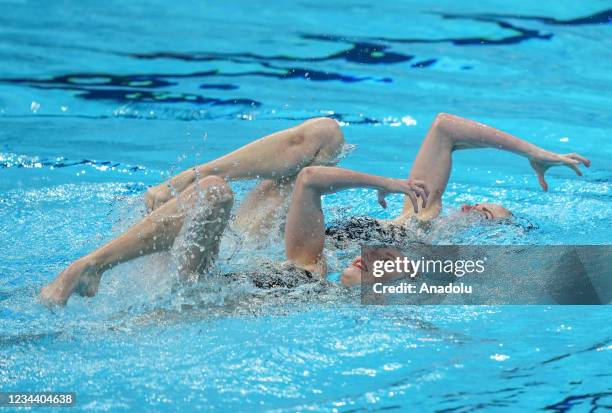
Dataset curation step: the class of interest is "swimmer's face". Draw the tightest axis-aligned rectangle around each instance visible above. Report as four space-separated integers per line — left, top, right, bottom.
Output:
340 256 365 287
340 248 402 287
460 203 512 219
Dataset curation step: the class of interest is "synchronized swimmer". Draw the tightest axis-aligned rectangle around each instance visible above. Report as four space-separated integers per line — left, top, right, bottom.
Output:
40 113 590 305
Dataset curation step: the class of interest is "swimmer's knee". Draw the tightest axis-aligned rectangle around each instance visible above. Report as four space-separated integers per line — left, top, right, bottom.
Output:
307 117 343 140
197 175 229 191
300 117 345 162
299 117 342 139
321 119 345 152
197 176 234 205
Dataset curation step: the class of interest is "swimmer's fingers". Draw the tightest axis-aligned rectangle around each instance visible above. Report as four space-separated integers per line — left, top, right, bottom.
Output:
417 181 430 201
529 159 550 191
411 184 428 208
536 171 548 192
407 179 429 208
534 153 590 191
563 153 591 176
379 178 422 212
408 179 429 203
566 160 583 176
377 190 388 209
405 189 419 214
409 179 428 192
565 153 591 168
530 150 591 191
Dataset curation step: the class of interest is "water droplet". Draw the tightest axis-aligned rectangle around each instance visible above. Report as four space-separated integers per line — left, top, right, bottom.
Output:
401 115 417 126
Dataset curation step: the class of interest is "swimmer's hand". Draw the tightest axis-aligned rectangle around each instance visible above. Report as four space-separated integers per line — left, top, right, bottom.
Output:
528 150 591 191
377 178 429 213
145 184 172 212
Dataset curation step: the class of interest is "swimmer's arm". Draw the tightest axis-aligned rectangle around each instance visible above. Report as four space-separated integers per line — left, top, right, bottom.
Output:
406 113 591 215
426 113 581 158
284 166 428 274
296 166 428 203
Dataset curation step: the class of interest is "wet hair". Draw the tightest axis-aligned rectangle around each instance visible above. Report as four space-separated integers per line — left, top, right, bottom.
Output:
325 216 416 247
505 214 539 231
324 212 540 252
224 261 318 289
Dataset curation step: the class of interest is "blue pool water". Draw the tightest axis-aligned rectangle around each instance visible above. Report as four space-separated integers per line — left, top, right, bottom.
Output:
1 1 611 411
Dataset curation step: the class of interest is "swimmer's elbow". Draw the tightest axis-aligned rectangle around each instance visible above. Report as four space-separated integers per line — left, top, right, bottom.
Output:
295 166 325 188
434 112 459 127
433 112 458 132
431 112 460 148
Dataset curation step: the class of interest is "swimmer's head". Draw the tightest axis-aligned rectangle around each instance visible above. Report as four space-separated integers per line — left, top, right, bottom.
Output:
340 247 402 287
460 203 512 220
340 256 365 286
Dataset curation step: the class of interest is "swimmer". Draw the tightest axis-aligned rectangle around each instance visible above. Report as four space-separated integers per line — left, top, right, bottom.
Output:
39 114 590 305
337 113 590 284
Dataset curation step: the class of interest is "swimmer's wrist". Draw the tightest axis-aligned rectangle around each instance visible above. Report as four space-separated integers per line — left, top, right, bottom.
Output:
524 146 547 160
530 147 554 160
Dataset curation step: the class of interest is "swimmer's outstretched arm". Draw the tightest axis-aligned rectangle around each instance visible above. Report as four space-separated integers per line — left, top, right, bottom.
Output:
284 166 428 274
404 113 591 218
145 118 344 211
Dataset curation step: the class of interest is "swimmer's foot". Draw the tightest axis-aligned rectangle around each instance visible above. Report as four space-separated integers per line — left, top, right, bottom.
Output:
39 259 102 306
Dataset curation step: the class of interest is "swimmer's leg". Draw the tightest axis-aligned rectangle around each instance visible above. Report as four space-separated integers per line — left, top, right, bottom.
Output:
232 178 293 239
232 119 345 237
40 176 233 306
146 117 344 211
172 185 234 279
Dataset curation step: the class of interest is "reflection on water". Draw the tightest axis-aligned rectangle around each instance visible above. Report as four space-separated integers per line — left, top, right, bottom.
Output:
1 9 608 111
